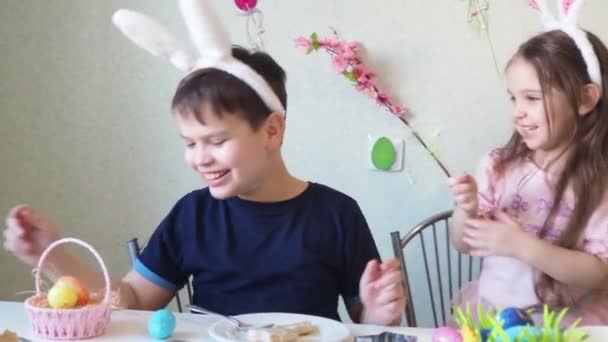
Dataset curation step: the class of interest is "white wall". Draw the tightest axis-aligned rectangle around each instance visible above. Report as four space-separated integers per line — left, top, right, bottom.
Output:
1 0 607 326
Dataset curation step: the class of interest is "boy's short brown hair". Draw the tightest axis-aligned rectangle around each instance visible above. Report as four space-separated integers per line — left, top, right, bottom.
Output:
171 46 287 129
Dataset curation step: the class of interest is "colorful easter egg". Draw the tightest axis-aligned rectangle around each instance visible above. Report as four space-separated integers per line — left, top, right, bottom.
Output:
496 307 533 329
432 326 463 342
461 325 478 342
148 309 176 340
493 325 542 342
47 283 78 309
56 276 90 306
480 328 490 341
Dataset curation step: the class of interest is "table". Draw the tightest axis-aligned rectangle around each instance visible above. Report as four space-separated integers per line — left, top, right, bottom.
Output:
4 301 608 341
0 301 433 341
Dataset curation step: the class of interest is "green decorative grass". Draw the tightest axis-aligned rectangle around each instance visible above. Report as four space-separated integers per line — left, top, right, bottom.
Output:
452 303 588 341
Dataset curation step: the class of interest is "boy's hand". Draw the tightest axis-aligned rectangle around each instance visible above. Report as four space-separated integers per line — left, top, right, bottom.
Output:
447 173 479 217
3 205 60 267
359 258 405 325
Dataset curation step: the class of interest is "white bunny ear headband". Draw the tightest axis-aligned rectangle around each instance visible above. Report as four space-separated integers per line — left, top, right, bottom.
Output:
527 0 602 90
112 0 285 115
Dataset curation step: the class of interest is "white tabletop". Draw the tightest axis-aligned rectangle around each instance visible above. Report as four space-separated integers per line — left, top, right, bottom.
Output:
0 301 433 341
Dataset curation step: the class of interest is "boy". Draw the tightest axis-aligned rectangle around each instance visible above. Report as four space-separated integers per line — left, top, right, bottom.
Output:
4 0 404 325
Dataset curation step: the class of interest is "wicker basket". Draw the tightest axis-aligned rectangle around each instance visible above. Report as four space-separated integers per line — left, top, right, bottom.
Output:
24 238 112 340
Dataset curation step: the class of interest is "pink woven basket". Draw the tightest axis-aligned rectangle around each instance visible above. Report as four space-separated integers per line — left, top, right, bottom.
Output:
24 238 112 340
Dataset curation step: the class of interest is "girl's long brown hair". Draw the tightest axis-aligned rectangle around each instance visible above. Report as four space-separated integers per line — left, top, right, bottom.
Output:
498 30 608 306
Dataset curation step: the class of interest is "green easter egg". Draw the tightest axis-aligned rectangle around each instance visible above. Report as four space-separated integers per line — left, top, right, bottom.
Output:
371 137 396 170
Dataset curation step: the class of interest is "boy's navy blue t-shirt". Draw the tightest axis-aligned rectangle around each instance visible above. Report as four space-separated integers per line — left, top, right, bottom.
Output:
135 182 380 321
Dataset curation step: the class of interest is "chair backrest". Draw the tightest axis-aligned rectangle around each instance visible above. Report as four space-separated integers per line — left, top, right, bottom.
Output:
126 238 193 312
391 210 482 327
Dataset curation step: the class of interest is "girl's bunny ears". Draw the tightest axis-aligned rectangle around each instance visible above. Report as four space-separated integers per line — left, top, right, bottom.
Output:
112 0 286 115
527 0 602 90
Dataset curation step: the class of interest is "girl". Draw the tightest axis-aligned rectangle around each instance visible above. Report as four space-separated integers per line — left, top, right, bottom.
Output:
448 8 608 326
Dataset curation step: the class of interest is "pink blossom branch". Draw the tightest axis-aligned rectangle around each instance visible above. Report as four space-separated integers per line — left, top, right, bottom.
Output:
295 33 452 177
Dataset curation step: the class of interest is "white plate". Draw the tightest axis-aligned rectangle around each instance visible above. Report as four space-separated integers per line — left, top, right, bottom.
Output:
578 326 608 342
208 312 351 342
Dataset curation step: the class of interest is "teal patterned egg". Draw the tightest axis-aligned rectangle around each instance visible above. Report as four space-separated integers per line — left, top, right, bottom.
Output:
493 326 542 342
371 137 396 170
148 309 176 339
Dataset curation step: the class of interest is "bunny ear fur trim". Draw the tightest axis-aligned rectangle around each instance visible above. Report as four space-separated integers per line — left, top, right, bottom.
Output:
112 0 285 115
527 0 602 90
112 9 195 72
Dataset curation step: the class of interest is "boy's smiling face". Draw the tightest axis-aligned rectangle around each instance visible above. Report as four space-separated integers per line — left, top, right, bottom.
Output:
176 106 275 200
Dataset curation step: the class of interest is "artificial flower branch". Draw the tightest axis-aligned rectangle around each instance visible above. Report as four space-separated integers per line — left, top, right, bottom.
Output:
295 32 452 177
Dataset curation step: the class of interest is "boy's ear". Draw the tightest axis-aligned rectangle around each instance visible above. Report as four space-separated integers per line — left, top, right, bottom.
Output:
578 83 602 116
263 112 286 150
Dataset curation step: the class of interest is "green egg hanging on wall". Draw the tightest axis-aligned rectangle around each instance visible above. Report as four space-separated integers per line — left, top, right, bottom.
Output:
371 137 396 170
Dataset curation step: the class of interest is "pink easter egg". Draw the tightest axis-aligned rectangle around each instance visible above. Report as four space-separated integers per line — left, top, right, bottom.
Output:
432 326 463 342
234 0 257 11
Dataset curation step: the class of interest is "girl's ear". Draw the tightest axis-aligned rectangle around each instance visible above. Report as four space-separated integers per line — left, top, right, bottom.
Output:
578 83 602 116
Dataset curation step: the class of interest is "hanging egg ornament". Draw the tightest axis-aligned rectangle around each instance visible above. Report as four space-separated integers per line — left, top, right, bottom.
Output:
234 0 257 11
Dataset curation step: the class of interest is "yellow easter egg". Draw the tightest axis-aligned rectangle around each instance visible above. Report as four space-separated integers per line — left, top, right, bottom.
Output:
47 283 78 309
461 325 478 342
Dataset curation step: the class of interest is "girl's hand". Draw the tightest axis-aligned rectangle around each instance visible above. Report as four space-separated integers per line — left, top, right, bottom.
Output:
448 173 479 217
463 211 534 257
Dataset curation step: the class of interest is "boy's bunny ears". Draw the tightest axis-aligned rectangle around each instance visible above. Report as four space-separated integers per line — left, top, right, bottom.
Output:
527 0 602 90
112 0 285 115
